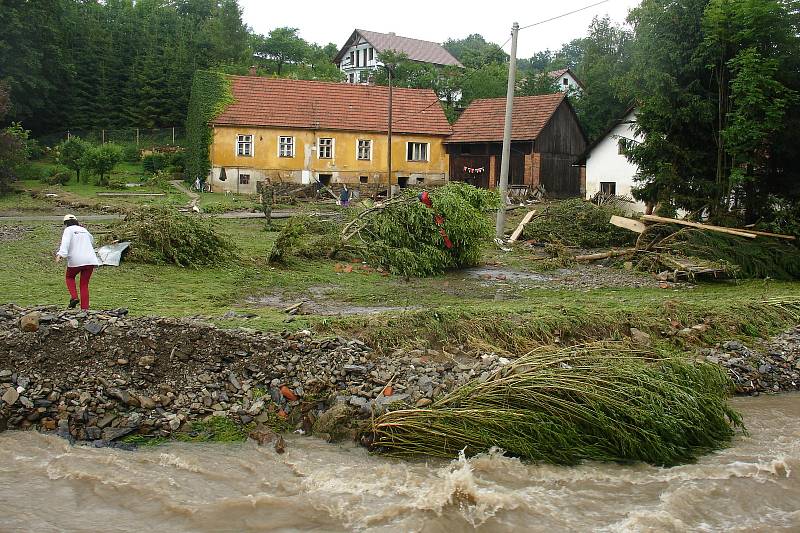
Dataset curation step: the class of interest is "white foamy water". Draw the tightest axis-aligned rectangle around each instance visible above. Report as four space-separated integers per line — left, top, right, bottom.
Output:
1 394 799 532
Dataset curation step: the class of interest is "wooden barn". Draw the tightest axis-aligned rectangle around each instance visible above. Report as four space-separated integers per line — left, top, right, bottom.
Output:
445 93 587 197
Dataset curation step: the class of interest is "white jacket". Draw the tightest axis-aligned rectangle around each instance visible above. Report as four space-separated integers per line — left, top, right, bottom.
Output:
57 225 101 267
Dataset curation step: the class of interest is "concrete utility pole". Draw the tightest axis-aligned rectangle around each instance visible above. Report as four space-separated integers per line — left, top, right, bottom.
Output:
387 66 394 198
495 22 519 241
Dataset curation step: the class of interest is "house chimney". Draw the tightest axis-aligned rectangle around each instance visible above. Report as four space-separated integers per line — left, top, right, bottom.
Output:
249 65 257 76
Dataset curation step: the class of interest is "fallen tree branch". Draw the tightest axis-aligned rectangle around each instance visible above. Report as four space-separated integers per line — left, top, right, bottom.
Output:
508 210 536 243
574 249 634 262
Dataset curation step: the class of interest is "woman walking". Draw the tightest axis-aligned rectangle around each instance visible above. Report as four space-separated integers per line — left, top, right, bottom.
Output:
56 214 100 310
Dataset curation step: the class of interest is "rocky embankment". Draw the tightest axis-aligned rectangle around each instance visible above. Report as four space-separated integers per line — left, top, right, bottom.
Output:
0 304 798 447
0 305 507 445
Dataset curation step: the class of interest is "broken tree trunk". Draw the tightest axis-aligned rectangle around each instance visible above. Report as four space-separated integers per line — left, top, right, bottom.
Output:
740 228 797 241
610 215 647 234
509 210 537 243
574 249 634 262
640 215 757 239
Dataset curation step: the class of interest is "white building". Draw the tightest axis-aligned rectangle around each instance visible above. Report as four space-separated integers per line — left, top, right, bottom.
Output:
578 107 647 213
548 68 585 93
334 29 463 84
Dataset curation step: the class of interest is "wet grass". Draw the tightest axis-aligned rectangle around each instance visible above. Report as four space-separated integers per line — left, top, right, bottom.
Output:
2 217 799 352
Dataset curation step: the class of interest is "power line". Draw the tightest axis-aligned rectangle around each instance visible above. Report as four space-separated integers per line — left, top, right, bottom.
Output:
500 0 611 48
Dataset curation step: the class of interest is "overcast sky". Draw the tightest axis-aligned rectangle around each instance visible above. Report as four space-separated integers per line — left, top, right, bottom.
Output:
239 0 641 59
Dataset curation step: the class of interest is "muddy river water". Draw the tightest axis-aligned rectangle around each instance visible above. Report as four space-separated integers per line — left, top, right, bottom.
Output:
1 394 798 532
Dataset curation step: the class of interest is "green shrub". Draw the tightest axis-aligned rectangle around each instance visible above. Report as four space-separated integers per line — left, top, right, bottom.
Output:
142 153 169 173
122 144 141 163
42 165 71 185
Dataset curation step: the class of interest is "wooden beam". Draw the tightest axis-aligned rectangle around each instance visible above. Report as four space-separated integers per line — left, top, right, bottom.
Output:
741 228 796 241
610 215 647 234
640 215 757 239
574 249 634 262
508 210 536 243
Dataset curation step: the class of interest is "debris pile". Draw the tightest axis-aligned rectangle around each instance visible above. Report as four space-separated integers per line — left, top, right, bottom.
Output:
107 207 236 267
522 199 637 248
370 342 743 466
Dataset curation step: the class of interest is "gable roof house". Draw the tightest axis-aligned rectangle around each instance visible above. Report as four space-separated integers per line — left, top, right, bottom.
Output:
207 75 452 194
334 29 463 84
574 107 647 213
445 92 587 197
548 68 585 93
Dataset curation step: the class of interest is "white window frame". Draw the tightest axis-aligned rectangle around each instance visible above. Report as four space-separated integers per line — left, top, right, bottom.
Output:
278 136 294 158
357 139 372 161
406 141 429 162
318 137 334 159
236 134 253 157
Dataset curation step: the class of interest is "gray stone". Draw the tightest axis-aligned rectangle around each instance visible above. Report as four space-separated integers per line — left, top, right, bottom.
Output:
97 413 117 429
375 393 409 406
138 356 155 367
102 426 135 441
83 321 103 335
630 328 652 346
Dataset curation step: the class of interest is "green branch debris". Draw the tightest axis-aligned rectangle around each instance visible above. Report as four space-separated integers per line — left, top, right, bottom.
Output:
369 342 743 467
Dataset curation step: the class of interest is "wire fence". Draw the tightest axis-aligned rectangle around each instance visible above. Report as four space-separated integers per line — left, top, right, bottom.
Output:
37 127 186 148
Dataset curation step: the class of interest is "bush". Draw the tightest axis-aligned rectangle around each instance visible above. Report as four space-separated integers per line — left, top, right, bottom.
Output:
108 207 236 267
42 165 71 185
142 152 169 174
122 144 141 163
168 150 186 173
523 198 637 248
81 143 123 186
57 137 91 182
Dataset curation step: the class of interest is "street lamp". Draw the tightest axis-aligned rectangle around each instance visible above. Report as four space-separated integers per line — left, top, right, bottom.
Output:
383 62 396 199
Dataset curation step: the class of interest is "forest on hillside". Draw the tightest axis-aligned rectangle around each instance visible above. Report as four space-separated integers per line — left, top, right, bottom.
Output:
1 0 799 229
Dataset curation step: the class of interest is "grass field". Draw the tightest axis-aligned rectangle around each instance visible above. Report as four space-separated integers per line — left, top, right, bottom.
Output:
3 216 799 353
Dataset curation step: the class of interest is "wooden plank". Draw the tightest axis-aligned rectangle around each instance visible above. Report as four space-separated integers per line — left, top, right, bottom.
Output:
610 215 647 234
508 210 536 243
640 215 757 239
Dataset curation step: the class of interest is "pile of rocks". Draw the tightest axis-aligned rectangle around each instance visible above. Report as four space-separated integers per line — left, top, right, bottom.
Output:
0 304 507 444
699 326 800 394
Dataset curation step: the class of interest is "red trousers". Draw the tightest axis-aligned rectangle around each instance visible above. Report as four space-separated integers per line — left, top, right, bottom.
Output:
65 265 94 310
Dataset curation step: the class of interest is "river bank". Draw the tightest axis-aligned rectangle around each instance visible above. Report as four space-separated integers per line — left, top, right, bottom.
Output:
0 304 798 449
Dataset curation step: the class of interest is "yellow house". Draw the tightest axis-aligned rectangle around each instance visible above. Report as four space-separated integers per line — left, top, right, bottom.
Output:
209 76 452 194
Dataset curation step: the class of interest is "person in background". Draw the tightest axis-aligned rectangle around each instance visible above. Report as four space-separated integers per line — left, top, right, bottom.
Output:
56 214 101 310
339 185 351 207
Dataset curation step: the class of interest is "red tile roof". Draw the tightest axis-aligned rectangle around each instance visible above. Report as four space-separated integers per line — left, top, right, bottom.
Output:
213 76 452 136
447 93 566 143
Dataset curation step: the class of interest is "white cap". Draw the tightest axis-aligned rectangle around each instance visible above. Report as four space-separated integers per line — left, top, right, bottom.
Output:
63 214 77 222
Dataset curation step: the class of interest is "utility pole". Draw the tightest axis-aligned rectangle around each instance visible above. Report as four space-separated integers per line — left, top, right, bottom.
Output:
387 66 394 198
495 22 519 241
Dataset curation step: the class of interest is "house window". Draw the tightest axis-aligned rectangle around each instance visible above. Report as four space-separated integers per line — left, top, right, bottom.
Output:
360 175 369 184
318 138 333 159
407 142 429 161
563 78 569 86
318 174 332 186
236 134 253 156
600 182 617 195
348 73 355 83
363 48 368 66
239 173 250 185
353 71 360 83
369 47 374 61
278 136 294 157
349 51 355 66
398 176 409 188
357 139 372 160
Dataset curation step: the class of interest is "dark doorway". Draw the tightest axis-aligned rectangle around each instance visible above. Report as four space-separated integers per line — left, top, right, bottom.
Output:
318 174 332 186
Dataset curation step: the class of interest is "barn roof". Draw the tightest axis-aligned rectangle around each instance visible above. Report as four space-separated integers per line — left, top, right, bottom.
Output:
446 93 566 143
213 75 452 136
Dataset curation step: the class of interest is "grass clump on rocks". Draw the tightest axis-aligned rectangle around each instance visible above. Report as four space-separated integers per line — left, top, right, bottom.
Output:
524 198 637 248
109 207 236 267
369 342 743 467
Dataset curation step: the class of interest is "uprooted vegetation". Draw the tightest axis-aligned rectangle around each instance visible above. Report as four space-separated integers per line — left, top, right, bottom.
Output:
268 183 500 277
522 199 637 248
108 207 236 267
369 342 743 466
634 225 800 281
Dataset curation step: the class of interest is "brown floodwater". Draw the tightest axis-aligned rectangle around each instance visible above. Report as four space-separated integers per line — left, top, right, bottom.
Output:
1 394 798 532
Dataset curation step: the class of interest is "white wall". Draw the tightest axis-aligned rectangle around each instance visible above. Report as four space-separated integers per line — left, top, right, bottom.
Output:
557 72 582 93
584 110 647 213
